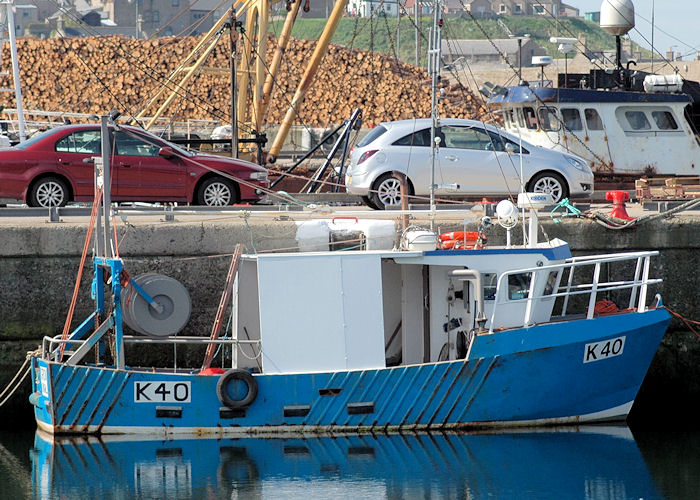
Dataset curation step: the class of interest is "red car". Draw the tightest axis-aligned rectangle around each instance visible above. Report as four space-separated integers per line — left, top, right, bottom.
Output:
0 124 270 207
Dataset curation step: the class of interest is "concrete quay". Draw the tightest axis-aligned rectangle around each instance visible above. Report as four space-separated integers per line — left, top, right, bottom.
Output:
1 204 699 425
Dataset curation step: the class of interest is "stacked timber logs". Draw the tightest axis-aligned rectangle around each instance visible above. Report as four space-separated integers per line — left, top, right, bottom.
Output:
0 35 486 127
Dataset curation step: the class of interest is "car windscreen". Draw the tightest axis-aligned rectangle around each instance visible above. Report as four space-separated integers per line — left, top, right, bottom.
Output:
356 125 387 147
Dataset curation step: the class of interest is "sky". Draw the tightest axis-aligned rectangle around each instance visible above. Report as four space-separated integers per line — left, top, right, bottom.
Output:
571 1 699 60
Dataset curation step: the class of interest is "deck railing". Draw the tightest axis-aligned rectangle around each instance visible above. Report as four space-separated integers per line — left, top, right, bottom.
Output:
41 335 261 371
488 251 663 333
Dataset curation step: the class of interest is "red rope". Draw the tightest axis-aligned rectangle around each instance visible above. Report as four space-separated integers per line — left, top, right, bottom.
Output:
58 187 103 361
666 307 700 339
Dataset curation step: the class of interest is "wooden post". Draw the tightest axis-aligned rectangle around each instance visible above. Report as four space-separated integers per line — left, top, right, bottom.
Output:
266 0 349 162
393 170 409 231
258 0 302 127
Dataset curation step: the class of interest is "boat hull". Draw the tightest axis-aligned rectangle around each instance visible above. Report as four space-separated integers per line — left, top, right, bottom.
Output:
30 308 670 435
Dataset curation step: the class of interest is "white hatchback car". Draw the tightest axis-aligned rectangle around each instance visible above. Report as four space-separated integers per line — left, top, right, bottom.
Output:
345 118 594 209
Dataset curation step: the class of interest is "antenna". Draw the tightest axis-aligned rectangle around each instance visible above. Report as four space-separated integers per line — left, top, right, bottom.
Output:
509 34 531 85
600 0 635 84
550 37 577 88
532 56 553 87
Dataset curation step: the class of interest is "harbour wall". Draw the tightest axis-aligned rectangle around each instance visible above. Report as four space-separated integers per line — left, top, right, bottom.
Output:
1 212 698 426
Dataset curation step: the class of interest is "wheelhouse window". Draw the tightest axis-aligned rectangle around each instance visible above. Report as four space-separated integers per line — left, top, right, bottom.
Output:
584 108 603 130
652 110 678 130
516 108 526 128
538 107 559 131
503 109 515 127
543 271 559 296
523 107 538 129
508 273 531 300
624 111 651 130
392 128 431 146
55 130 102 154
561 108 583 131
483 273 497 300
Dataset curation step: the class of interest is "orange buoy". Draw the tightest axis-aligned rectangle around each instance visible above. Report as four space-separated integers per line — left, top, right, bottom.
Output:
438 231 486 250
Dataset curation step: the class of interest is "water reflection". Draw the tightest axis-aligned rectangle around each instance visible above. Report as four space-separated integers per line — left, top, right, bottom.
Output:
18 426 666 499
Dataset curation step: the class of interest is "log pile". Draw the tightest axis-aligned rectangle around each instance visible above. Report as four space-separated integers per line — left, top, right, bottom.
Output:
0 35 487 127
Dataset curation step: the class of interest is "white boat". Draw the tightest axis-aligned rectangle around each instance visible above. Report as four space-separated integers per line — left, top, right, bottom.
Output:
485 0 700 178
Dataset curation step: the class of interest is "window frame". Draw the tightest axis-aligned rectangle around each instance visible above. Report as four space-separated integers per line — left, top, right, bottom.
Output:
561 107 583 131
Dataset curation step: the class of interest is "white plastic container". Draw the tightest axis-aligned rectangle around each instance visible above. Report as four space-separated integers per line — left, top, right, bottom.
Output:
643 74 684 94
296 218 396 252
404 230 438 252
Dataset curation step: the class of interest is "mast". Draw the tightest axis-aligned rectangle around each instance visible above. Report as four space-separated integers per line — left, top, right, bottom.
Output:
1 1 26 141
428 0 442 225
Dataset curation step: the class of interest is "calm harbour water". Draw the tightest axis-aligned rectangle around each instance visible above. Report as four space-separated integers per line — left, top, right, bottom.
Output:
1 425 700 499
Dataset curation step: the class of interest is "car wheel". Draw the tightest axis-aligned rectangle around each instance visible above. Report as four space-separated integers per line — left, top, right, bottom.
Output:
29 177 69 207
369 173 410 210
528 172 568 204
361 195 379 210
197 177 238 206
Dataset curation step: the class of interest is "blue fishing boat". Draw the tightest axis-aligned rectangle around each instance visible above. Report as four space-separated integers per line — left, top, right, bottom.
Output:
27 117 670 435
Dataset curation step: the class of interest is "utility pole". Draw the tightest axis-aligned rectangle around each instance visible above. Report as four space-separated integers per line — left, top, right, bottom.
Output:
414 0 420 66
229 8 239 158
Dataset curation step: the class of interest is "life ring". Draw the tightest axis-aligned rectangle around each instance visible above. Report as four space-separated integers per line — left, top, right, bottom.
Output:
216 369 258 409
439 231 486 250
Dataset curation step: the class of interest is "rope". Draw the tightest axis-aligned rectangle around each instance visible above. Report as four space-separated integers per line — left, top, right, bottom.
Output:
59 186 103 361
584 198 700 230
666 307 700 339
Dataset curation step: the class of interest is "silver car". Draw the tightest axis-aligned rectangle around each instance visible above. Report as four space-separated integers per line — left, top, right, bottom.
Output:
345 118 594 209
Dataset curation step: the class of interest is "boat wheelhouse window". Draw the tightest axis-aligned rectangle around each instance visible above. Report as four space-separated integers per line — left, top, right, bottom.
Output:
442 126 493 150
357 125 387 147
508 273 531 300
538 108 560 131
515 108 525 128
561 108 583 131
543 271 559 296
523 107 538 129
651 111 678 130
504 109 515 127
624 111 651 131
584 108 603 130
55 130 102 154
393 127 431 146
483 273 497 300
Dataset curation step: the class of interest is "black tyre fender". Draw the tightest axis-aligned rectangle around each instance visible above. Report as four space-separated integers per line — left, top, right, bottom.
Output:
196 176 239 206
28 175 70 207
216 369 258 409
527 171 569 203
